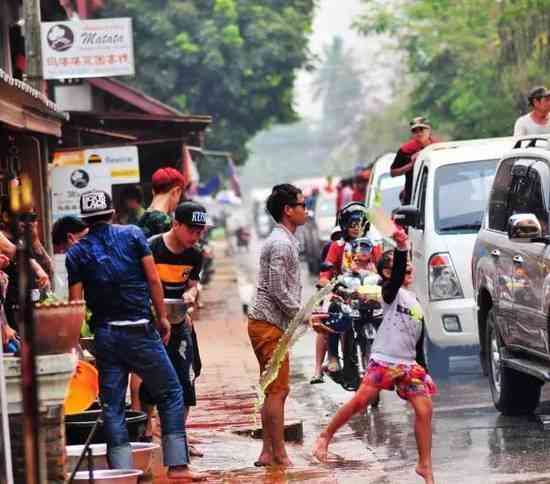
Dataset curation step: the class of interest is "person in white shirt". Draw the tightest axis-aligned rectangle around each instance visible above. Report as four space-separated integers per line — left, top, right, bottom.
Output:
514 86 550 136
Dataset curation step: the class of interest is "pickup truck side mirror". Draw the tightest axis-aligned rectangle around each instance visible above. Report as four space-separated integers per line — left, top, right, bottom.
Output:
393 205 420 228
508 213 543 242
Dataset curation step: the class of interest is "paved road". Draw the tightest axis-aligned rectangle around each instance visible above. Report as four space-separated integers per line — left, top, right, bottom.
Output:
234 233 550 483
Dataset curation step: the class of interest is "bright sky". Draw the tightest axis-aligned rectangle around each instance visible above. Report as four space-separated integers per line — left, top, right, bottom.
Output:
294 0 369 118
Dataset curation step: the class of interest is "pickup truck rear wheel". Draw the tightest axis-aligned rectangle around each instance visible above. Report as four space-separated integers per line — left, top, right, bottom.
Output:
486 308 541 415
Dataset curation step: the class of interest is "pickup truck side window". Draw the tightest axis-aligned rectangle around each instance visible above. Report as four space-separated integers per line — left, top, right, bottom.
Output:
509 167 547 231
488 158 515 232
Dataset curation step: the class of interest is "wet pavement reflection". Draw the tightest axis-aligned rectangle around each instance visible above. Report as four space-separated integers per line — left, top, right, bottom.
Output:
143 241 550 482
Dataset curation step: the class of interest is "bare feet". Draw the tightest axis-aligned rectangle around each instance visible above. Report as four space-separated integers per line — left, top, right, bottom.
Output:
312 434 329 462
416 464 435 484
167 465 206 481
273 454 291 466
254 452 273 467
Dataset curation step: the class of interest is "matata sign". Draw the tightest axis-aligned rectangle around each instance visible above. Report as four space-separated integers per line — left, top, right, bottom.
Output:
41 18 134 79
52 146 140 184
51 164 112 222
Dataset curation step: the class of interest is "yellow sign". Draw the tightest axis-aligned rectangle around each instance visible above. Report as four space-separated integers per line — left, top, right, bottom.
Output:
52 146 140 184
52 150 85 166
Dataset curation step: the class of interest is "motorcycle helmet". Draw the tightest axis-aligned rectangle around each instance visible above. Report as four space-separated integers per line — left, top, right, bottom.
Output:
326 302 353 334
337 202 370 238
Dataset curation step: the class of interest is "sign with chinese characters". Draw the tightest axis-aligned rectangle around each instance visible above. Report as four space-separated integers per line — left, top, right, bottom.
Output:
52 145 140 184
51 164 112 222
41 18 134 79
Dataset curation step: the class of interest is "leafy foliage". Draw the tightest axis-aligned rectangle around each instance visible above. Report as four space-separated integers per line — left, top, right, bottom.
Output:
355 0 550 139
102 0 315 162
241 34 408 192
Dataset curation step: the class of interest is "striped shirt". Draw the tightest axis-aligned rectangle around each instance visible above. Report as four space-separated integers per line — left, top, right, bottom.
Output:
248 225 302 331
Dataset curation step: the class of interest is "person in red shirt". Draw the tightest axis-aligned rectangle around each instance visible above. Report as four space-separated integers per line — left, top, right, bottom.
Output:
319 203 381 284
391 117 437 204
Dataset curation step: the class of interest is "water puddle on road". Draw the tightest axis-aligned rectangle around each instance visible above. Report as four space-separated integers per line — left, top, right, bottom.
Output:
143 429 388 483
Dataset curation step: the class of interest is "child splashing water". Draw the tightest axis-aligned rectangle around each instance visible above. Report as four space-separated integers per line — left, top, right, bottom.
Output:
312 228 436 484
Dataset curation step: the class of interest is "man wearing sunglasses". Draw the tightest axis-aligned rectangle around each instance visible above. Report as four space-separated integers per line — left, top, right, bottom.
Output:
391 117 437 205
248 184 326 467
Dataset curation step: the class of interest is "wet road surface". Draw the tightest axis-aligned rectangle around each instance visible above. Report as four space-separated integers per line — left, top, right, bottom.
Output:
146 237 550 483
232 235 550 483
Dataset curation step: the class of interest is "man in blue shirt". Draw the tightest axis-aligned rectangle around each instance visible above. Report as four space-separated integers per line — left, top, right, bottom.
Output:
66 190 201 480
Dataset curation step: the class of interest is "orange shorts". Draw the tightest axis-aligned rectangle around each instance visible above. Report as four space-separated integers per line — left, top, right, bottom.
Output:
248 318 290 395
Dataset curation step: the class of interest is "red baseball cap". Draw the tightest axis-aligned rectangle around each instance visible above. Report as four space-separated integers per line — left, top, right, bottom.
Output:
151 167 186 193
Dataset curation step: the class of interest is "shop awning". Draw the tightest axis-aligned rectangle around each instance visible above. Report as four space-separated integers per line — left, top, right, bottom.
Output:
62 111 212 147
87 77 182 116
0 68 68 137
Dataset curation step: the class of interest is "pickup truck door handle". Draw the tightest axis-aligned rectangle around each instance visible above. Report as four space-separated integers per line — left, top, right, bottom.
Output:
513 255 524 264
491 249 501 257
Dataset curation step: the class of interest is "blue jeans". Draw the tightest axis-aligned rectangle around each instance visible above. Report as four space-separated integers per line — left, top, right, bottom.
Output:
94 323 189 468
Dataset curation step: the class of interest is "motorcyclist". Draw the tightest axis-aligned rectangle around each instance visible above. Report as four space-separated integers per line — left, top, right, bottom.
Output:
311 202 381 383
319 202 382 283
313 236 382 391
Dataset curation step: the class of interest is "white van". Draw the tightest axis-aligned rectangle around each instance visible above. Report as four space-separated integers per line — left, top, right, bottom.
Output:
365 153 404 246
404 138 516 376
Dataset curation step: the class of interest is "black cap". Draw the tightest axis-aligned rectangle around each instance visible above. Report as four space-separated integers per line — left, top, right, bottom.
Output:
79 190 114 219
174 201 209 227
528 86 550 102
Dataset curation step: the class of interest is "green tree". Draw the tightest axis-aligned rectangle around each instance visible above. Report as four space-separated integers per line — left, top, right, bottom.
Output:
241 33 405 190
312 36 364 150
102 0 315 162
242 36 372 190
355 0 550 140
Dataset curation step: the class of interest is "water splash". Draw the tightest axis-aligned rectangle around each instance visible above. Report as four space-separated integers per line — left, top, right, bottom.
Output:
252 206 395 420
254 278 341 413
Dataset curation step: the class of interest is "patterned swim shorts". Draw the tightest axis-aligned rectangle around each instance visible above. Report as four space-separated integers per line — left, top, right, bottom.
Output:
362 359 437 400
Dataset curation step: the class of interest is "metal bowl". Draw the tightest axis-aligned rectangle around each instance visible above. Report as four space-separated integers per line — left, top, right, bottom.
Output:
72 469 143 483
163 298 188 324
65 410 146 445
67 442 159 474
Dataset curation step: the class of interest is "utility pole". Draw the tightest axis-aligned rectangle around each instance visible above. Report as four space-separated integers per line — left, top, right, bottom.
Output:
22 0 43 90
20 4 46 482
